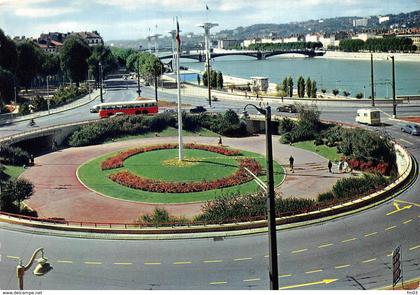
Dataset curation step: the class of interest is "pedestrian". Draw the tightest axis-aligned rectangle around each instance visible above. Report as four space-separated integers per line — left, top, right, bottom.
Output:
338 160 343 173
343 160 349 173
289 155 294 172
245 91 248 99
218 136 222 145
52 140 57 151
30 154 34 166
328 160 333 173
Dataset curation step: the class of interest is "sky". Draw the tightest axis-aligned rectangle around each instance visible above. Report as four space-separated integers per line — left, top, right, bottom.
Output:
0 0 419 40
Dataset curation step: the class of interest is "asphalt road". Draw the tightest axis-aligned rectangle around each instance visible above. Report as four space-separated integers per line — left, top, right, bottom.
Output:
0 79 419 290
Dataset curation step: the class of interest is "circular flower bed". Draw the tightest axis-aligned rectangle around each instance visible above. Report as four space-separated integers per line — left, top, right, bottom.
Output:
102 144 262 194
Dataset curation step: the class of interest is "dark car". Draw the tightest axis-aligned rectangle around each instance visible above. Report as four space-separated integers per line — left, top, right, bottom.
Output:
401 124 420 135
90 105 100 113
276 104 298 113
190 106 207 114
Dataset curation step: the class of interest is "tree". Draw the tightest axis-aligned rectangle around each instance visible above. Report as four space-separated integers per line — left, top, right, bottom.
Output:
87 45 118 85
16 41 43 90
311 80 317 98
306 77 312 98
356 92 363 99
0 67 14 105
321 88 327 94
202 71 208 87
282 78 288 96
60 35 91 86
0 178 33 212
111 47 135 67
0 29 18 73
41 53 60 77
216 71 224 89
343 90 350 97
211 70 217 88
287 76 293 97
297 76 305 98
332 89 339 96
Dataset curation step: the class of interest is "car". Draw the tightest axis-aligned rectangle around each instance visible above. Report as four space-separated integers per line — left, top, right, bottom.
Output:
276 104 298 113
401 124 420 135
190 106 207 114
90 105 100 113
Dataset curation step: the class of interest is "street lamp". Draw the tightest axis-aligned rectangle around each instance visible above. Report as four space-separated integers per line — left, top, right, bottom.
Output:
46 76 50 113
99 62 104 103
388 55 397 118
16 248 52 290
243 104 279 290
137 61 142 97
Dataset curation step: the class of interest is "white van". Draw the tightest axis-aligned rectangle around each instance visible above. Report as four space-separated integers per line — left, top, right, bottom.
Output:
355 109 381 126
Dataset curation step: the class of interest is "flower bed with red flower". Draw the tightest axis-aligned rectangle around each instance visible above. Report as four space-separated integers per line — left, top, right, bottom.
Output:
109 157 262 193
101 143 242 170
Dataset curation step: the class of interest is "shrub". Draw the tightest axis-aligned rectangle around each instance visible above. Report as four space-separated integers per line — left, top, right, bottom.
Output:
139 208 187 226
331 172 388 200
332 89 339 96
343 90 350 97
0 145 30 166
279 117 297 135
356 93 363 99
0 178 34 212
318 191 335 202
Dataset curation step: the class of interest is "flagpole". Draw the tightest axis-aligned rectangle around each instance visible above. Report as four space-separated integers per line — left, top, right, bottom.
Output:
176 17 184 161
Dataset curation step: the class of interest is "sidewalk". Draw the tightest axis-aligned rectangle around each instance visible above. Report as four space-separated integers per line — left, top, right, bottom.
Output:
22 135 345 223
0 89 100 125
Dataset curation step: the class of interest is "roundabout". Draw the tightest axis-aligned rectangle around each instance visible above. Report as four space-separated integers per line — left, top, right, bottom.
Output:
77 143 283 202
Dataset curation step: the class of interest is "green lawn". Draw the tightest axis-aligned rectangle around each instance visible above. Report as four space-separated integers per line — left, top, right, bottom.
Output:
292 140 343 162
78 148 284 204
4 165 25 179
105 127 218 143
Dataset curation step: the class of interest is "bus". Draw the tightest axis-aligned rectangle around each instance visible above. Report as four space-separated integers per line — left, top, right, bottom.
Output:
98 100 158 118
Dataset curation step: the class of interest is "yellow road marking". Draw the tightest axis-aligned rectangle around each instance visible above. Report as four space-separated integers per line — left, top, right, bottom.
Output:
403 219 413 224
84 261 102 265
234 257 253 261
385 225 397 231
335 264 351 269
364 232 378 237
56 260 73 264
409 245 420 251
279 274 293 278
305 269 323 274
209 281 227 285
291 248 308 254
203 260 223 263
394 199 420 207
144 262 161 265
243 278 261 282
113 262 133 265
341 238 357 243
318 243 334 248
279 279 338 290
6 255 20 260
386 202 412 216
173 261 192 265
362 258 377 264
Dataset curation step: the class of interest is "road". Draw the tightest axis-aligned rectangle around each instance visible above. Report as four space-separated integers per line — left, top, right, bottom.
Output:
0 79 419 290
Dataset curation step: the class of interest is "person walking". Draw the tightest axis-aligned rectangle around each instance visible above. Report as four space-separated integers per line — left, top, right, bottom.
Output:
218 136 223 145
328 160 333 173
289 155 294 172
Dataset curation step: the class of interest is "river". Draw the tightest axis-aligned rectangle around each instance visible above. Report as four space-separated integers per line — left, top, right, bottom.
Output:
180 55 420 98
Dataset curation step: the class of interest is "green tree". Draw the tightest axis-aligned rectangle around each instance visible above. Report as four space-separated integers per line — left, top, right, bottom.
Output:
282 78 288 95
60 35 91 86
211 70 217 88
16 41 43 90
332 89 339 96
111 47 135 67
0 178 33 211
306 77 312 98
343 90 350 97
87 45 118 85
0 29 18 73
216 71 224 89
202 71 208 87
297 76 305 98
0 67 14 104
311 80 317 98
41 53 60 77
287 76 293 97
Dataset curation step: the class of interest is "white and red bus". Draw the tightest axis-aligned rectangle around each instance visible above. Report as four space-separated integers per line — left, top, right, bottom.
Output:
98 100 158 118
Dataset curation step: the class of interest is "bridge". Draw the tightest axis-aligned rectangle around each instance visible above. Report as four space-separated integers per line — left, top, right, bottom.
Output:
159 49 325 62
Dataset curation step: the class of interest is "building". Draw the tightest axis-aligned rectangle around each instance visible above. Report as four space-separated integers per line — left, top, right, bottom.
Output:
75 31 103 46
396 34 420 48
251 77 269 92
217 39 242 49
242 38 261 48
34 30 104 53
352 33 382 42
305 34 320 42
378 16 390 24
353 18 369 27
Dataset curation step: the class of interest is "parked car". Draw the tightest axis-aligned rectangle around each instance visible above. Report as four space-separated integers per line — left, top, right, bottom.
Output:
276 104 297 113
355 109 381 126
90 105 100 113
190 106 207 114
401 124 420 135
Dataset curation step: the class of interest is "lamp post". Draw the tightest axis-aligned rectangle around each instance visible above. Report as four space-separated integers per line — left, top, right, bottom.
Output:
370 53 375 106
16 248 52 290
99 62 104 103
137 61 142 97
243 104 279 290
390 55 397 118
46 76 50 113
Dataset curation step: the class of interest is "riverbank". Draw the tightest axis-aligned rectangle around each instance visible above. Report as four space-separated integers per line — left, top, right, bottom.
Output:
320 51 420 62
